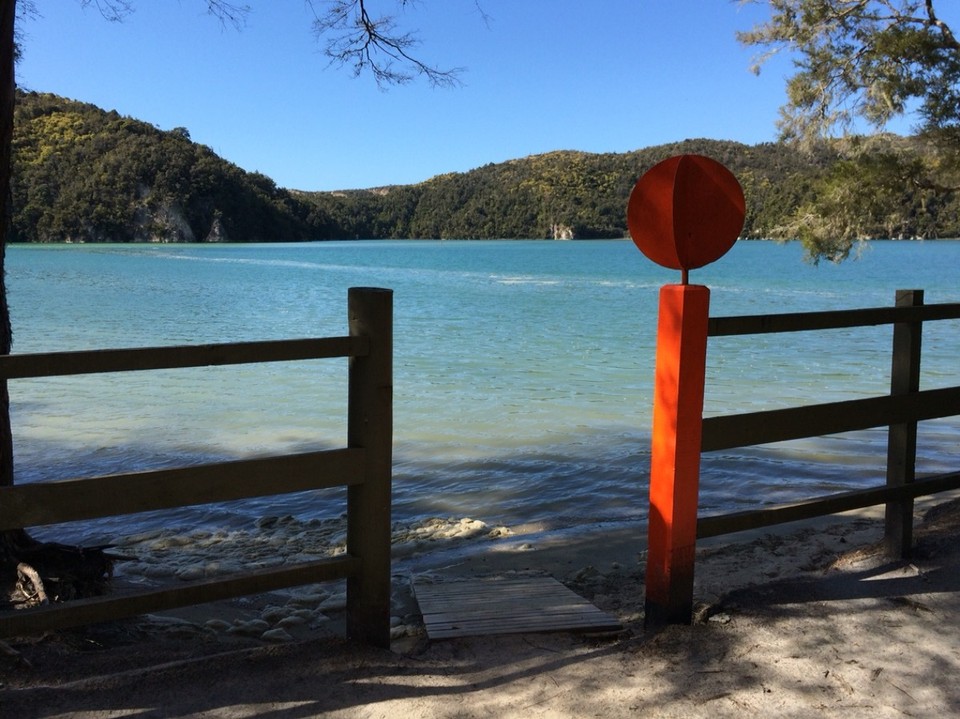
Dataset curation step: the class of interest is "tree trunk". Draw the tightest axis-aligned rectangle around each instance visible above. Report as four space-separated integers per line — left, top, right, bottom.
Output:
1 0 36 575
0 2 115 609
1 0 16 488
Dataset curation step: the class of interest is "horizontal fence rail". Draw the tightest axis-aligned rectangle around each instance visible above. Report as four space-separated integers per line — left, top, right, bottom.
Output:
0 336 368 379
0 287 393 647
698 470 960 539
5 556 363 637
707 302 960 336
697 292 960 553
702 386 960 452
0 448 365 530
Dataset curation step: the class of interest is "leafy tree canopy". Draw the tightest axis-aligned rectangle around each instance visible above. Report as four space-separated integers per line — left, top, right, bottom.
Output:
740 0 960 261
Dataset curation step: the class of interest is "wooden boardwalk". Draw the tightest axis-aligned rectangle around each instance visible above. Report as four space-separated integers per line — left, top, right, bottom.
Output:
414 576 622 640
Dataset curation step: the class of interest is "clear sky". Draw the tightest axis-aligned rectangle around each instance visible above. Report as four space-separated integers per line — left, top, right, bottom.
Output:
11 2 873 191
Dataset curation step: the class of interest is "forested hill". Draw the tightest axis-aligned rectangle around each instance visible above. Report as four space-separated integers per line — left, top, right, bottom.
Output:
11 92 328 243
306 141 836 240
11 91 955 243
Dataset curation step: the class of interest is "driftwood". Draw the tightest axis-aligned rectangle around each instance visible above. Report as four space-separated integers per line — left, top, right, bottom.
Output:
15 562 48 605
3 539 123 610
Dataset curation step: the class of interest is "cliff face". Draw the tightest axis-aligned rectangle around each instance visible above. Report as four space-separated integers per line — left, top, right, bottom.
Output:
205 214 228 242
131 201 196 243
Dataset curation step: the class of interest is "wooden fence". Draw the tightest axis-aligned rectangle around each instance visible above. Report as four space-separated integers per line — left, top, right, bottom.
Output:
0 287 393 647
697 289 960 558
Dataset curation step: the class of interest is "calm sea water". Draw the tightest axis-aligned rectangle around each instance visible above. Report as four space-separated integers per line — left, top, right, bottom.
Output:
6 239 960 546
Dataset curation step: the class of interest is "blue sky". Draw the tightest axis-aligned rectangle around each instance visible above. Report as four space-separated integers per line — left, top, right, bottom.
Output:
12 2 886 191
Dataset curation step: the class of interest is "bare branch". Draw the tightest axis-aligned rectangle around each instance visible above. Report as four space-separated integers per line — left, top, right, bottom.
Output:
77 1 250 28
307 0 463 88
925 0 960 51
56 2 462 88
203 1 251 30
78 1 134 23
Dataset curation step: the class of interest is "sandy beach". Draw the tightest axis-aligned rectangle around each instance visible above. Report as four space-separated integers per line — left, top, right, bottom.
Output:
3 495 960 718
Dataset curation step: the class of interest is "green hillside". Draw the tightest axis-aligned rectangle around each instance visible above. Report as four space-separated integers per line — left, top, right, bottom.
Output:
11 91 959 243
11 92 326 243
305 141 837 240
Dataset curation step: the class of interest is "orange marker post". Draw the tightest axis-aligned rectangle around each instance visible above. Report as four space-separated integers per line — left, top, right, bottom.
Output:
645 283 709 625
626 155 745 627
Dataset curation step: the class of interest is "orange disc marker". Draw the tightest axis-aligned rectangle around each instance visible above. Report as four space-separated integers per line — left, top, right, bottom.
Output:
627 154 745 281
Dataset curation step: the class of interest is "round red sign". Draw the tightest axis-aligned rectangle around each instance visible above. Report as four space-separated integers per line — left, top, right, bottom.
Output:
627 154 745 273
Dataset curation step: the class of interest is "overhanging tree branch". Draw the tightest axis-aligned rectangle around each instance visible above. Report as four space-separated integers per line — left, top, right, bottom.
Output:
307 0 463 88
739 1 960 262
78 0 251 28
925 0 960 52
740 0 960 141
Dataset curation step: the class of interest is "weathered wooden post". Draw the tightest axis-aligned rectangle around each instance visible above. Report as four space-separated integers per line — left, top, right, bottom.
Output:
346 287 393 647
885 289 923 559
627 155 744 627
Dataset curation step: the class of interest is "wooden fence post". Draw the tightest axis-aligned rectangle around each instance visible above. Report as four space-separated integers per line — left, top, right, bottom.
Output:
885 289 922 559
346 287 393 647
644 284 710 627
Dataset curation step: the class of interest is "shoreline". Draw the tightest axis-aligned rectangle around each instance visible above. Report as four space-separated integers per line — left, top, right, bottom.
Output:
4 494 960 716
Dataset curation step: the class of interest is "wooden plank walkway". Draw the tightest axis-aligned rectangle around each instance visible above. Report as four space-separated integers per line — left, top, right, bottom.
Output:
414 576 622 640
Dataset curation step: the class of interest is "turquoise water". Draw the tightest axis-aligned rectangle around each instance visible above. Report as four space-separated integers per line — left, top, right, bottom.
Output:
6 239 960 545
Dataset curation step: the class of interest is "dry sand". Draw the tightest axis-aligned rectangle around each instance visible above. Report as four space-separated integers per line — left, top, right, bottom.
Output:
3 497 960 718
